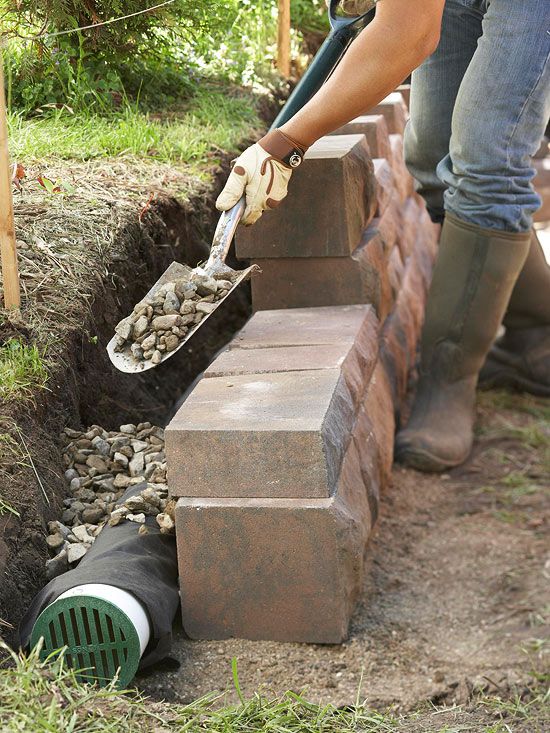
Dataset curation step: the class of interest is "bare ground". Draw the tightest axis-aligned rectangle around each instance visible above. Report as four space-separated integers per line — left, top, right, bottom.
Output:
139 388 549 727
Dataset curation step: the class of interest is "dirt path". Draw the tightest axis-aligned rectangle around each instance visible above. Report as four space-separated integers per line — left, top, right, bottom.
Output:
139 389 549 719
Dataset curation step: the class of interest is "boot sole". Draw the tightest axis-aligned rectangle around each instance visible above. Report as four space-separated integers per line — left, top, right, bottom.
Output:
30 594 141 688
478 366 550 397
394 444 468 473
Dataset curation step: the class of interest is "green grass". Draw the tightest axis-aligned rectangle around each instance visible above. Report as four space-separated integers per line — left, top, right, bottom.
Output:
1 643 547 733
0 339 49 402
8 85 261 165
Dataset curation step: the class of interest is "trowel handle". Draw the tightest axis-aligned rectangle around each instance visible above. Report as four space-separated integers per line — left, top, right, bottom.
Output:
206 196 246 268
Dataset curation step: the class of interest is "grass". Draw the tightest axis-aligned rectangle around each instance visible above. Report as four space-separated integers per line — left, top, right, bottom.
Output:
0 643 547 733
8 84 262 166
0 339 48 402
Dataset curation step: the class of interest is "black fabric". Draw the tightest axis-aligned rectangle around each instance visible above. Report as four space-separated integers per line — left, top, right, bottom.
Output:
18 485 180 669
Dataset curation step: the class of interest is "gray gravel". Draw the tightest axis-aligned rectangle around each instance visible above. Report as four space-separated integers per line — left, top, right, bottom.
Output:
46 422 174 579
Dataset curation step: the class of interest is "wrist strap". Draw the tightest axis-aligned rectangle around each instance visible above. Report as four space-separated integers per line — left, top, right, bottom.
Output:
258 130 308 169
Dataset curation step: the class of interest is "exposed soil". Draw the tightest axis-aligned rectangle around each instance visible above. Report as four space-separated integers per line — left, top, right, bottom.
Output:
138 388 549 727
0 163 252 640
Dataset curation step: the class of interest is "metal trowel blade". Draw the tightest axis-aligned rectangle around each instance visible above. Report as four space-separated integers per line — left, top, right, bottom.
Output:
107 261 257 373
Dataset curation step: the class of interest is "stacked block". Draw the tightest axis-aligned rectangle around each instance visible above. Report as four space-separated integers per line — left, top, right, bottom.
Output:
168 306 383 642
167 87 441 643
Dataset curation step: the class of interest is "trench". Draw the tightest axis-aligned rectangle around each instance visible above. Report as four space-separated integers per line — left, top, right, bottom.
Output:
0 176 251 642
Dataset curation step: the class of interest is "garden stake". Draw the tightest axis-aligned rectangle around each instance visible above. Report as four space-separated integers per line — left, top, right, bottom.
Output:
108 0 377 373
0 51 20 310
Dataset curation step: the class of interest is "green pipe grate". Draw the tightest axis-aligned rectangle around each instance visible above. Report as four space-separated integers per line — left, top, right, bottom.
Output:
30 594 142 689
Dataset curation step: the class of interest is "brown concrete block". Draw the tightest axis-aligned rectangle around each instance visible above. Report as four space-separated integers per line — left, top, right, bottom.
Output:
388 245 405 298
389 134 415 202
166 369 355 499
331 114 392 161
233 304 371 348
362 362 395 486
235 135 376 259
365 92 408 135
351 404 382 523
373 158 395 215
397 196 422 259
175 488 370 642
250 227 395 320
365 192 401 255
207 306 380 410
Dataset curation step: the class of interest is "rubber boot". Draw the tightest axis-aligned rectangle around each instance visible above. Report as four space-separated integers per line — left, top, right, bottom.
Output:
395 215 530 472
478 229 550 396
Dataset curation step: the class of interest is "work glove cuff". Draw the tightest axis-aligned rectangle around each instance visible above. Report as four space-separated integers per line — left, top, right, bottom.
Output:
258 130 308 170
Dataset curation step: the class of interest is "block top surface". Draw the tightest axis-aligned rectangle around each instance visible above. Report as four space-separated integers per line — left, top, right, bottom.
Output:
234 305 371 349
168 369 343 432
305 134 367 160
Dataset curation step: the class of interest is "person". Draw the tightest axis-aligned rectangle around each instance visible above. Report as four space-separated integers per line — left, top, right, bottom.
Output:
216 0 550 472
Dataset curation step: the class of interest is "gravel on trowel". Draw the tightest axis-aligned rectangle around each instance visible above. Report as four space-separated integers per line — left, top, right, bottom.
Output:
46 422 176 579
113 271 234 365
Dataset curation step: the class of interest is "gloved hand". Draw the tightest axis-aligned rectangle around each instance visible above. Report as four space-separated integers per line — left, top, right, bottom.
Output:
216 129 307 226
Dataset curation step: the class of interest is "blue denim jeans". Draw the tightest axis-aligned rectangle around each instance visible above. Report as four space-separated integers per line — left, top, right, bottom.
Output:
404 0 550 232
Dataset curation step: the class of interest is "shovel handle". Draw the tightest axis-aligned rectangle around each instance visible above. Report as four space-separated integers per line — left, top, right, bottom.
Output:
206 196 246 269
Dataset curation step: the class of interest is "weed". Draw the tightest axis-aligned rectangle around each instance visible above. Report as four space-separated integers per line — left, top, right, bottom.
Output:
0 339 48 401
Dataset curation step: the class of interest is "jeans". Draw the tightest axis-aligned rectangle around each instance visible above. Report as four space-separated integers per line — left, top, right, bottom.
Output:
404 0 550 232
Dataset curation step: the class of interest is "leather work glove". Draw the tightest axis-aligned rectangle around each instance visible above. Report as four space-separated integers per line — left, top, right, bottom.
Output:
216 129 308 226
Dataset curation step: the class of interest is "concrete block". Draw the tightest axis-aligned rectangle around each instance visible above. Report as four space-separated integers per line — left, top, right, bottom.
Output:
389 134 415 202
235 135 376 259
167 369 355 499
388 245 405 298
331 114 392 161
175 488 371 643
250 227 394 320
397 196 422 259
373 158 395 215
366 92 408 135
206 306 380 410
362 362 395 487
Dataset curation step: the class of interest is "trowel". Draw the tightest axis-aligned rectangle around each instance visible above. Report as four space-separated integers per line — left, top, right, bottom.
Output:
108 0 377 373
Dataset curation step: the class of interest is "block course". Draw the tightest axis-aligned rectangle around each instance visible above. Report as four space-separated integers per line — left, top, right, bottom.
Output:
167 87 441 644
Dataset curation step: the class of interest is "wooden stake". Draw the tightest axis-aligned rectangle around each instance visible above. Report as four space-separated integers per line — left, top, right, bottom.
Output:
277 0 291 78
0 50 20 310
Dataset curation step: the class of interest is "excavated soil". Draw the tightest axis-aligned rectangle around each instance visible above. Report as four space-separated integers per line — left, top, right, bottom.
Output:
0 171 251 640
139 389 549 725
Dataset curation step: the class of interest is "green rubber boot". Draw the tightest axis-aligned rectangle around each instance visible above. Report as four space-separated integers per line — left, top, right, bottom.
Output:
478 229 550 396
395 215 531 472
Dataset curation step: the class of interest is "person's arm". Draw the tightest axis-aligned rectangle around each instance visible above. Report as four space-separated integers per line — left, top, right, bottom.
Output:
280 0 444 146
217 0 444 225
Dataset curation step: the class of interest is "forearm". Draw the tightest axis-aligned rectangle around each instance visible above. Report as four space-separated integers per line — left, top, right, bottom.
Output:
280 0 444 147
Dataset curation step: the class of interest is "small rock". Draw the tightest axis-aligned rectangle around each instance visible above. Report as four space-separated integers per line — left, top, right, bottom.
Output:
120 424 136 435
72 525 94 543
46 533 64 551
113 451 129 469
141 333 156 352
156 513 174 532
115 318 133 341
130 440 148 453
191 271 218 295
67 543 87 564
82 507 105 524
127 513 146 524
46 549 68 579
165 334 180 352
71 501 86 513
91 437 111 456
129 452 145 477
130 343 144 360
113 473 132 489
138 525 149 536
196 301 216 315
133 316 149 339
70 477 81 492
151 350 163 364
163 291 180 314
151 314 182 331
62 509 76 524
86 455 108 473
124 495 147 512
64 468 79 483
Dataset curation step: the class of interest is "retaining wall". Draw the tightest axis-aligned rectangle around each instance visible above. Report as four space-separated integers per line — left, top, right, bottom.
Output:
166 89 440 642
